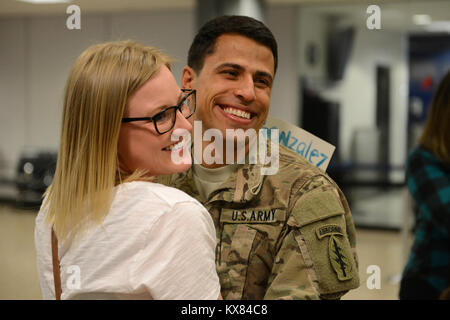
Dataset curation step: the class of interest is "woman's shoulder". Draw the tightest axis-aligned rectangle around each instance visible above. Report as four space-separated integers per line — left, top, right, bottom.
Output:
408 146 438 167
409 145 432 158
407 146 450 183
409 146 450 171
113 181 212 236
115 180 202 208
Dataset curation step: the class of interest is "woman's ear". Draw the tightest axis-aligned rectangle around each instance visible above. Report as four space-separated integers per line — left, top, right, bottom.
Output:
181 66 196 89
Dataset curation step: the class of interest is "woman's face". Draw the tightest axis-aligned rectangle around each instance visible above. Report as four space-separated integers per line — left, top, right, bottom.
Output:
117 66 193 176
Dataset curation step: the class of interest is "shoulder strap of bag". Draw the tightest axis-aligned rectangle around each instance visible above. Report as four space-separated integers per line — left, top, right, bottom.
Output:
51 228 62 300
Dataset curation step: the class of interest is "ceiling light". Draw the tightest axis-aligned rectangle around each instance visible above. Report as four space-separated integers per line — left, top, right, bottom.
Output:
413 14 431 26
16 0 71 4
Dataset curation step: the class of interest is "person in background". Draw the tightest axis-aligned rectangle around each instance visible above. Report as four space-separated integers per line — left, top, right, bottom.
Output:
34 40 220 300
400 70 450 300
161 15 360 299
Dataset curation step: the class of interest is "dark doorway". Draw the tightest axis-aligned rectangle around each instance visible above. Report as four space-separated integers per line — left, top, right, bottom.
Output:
376 65 390 182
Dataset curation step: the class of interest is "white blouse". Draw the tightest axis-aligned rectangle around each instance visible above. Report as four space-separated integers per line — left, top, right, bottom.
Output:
35 181 220 300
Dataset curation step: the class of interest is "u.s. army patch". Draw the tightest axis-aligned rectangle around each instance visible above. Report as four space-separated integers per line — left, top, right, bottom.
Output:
220 208 286 224
328 235 353 281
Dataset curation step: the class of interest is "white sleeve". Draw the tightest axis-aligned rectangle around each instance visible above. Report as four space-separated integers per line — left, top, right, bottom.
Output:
129 201 220 300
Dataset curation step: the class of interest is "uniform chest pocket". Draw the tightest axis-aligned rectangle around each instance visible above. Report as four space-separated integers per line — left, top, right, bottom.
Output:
217 208 286 299
217 224 257 299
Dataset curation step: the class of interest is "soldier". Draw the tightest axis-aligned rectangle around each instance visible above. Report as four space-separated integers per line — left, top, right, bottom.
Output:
161 15 360 299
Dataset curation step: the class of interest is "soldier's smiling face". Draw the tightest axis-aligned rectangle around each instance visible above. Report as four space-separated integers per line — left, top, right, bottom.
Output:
181 34 274 136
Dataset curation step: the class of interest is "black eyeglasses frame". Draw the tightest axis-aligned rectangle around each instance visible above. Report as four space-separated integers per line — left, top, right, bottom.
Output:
121 89 196 135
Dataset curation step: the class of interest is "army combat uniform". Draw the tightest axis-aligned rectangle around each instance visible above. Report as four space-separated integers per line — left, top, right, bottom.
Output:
161 145 360 299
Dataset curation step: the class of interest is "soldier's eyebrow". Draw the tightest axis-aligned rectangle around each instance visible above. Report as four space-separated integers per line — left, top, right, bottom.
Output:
216 63 273 83
215 63 243 72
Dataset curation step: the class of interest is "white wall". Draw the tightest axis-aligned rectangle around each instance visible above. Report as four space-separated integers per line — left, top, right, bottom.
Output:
0 6 299 179
109 10 196 83
296 7 409 183
0 9 195 179
266 4 299 125
296 8 328 84
0 18 27 179
322 28 408 182
27 15 107 150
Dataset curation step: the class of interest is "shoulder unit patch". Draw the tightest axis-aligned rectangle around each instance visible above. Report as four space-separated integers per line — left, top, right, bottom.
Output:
328 235 353 281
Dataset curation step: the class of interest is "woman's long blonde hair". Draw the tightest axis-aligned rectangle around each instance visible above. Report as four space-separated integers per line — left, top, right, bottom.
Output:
419 70 450 163
44 40 171 242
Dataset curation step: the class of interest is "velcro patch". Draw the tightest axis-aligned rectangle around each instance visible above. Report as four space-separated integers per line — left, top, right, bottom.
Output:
291 189 344 227
221 208 286 224
316 224 344 240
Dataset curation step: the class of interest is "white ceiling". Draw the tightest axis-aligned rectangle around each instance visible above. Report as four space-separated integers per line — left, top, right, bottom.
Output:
0 0 440 16
0 0 195 15
1 0 450 33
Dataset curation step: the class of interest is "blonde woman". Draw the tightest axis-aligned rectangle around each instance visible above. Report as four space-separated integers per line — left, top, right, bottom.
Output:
34 41 221 300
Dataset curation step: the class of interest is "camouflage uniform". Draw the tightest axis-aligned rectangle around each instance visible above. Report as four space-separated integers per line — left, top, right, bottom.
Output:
160 145 360 299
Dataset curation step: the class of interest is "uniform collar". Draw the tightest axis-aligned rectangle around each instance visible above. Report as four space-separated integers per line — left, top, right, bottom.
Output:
170 136 278 204
170 162 264 204
208 162 264 204
167 168 200 200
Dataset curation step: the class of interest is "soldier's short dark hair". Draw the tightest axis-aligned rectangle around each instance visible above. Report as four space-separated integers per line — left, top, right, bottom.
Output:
187 15 278 75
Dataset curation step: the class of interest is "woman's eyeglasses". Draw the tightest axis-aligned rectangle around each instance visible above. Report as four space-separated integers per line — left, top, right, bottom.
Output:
122 89 196 134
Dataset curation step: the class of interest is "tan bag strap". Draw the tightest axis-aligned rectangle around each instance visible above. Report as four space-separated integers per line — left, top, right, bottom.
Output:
51 228 62 300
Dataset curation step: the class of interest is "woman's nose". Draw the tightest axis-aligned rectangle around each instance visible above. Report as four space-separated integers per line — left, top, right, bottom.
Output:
174 109 193 133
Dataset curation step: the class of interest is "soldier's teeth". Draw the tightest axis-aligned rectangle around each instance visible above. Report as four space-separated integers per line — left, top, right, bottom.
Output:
223 107 251 119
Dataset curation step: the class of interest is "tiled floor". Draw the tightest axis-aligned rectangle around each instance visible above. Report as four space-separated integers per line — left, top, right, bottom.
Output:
0 203 42 300
341 227 413 300
0 199 414 300
342 186 415 299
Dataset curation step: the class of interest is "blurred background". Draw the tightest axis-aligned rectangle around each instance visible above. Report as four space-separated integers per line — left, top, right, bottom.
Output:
1 0 449 299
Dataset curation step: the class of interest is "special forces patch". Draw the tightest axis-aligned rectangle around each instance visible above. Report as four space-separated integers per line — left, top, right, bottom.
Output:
329 235 353 281
316 224 353 281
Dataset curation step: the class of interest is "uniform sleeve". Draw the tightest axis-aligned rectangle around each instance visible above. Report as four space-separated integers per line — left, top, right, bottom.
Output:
264 175 360 300
130 201 220 300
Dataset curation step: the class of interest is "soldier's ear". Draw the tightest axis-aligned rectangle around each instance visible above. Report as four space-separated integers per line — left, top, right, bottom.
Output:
181 66 196 90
